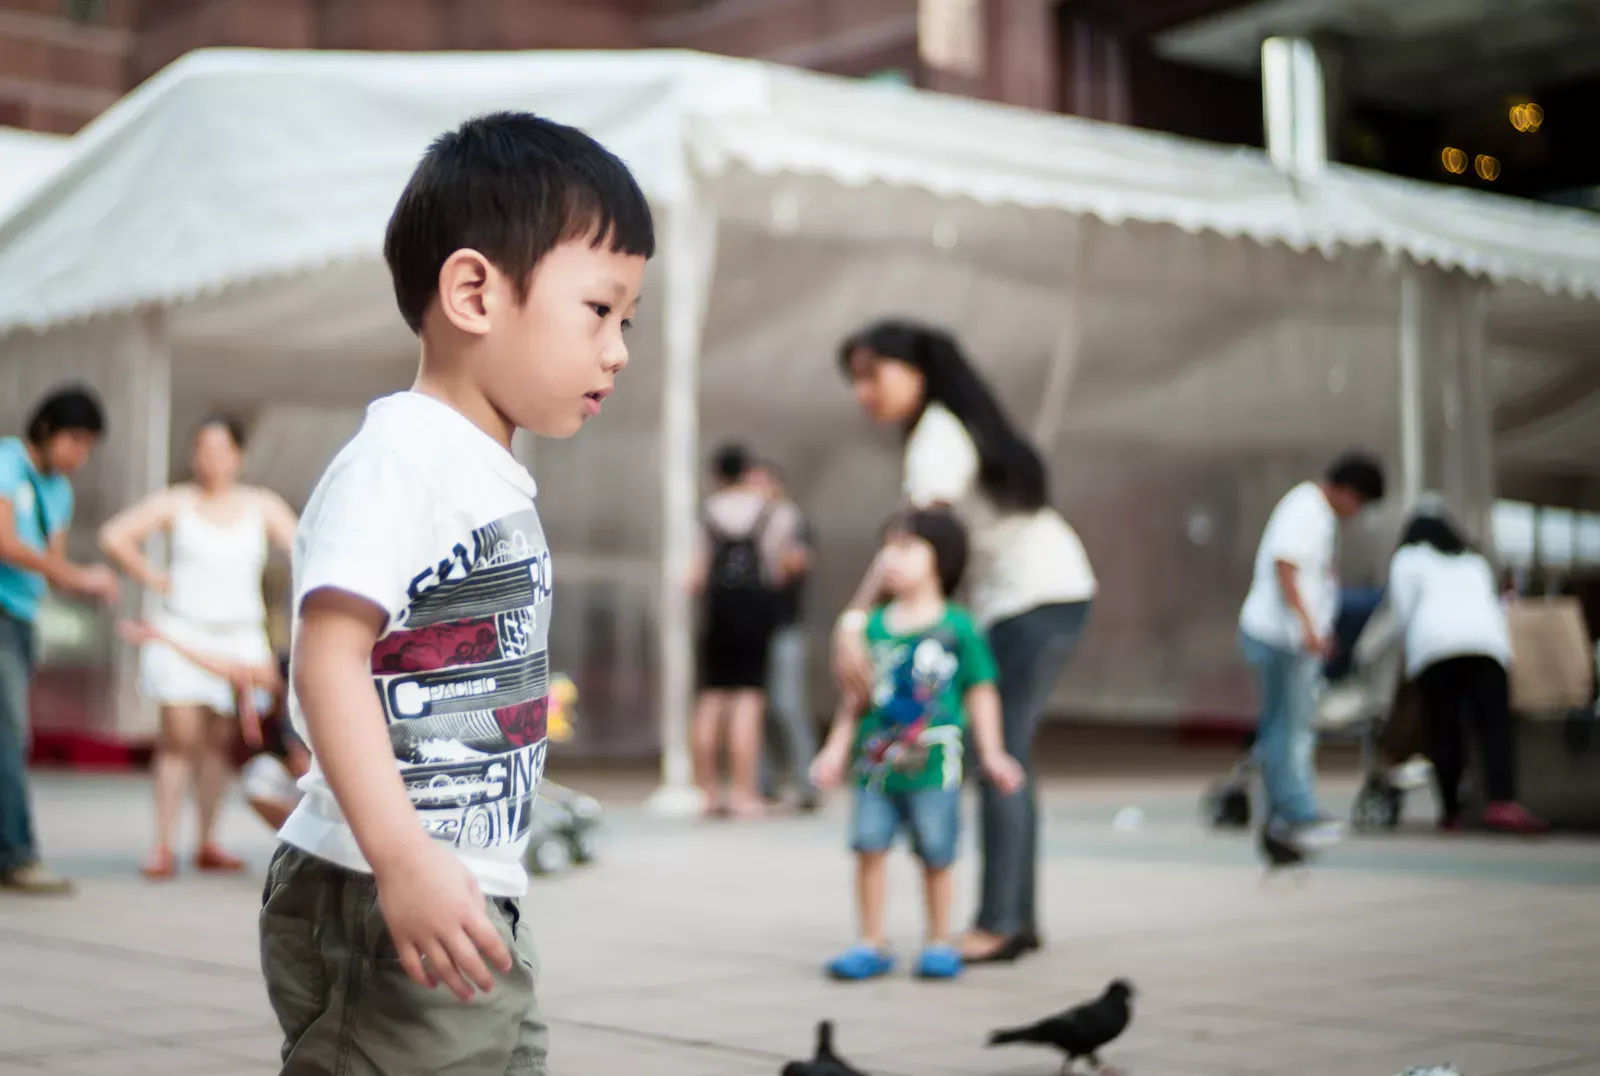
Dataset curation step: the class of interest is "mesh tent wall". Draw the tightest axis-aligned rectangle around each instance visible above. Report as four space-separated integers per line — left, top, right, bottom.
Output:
1 50 1597 777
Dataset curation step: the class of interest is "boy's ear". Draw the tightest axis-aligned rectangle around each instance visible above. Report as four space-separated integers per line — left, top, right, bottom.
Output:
436 249 495 336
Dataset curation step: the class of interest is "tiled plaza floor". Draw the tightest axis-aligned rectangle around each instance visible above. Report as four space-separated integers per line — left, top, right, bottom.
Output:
2 767 1598 1076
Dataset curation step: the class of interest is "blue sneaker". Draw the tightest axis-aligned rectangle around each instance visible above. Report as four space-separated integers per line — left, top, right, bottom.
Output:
915 943 963 980
826 944 895 981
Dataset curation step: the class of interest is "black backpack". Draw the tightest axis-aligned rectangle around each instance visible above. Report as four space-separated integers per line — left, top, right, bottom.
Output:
703 503 778 636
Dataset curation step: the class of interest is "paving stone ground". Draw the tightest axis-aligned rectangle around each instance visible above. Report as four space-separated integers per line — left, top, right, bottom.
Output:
2 764 1598 1076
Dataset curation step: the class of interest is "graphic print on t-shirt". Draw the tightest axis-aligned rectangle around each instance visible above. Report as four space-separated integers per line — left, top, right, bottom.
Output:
368 507 553 853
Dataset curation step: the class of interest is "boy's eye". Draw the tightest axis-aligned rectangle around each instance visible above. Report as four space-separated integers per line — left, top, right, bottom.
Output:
589 303 612 319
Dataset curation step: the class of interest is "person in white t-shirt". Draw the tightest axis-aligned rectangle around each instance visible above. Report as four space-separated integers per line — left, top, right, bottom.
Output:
1388 503 1546 834
259 112 652 1076
1239 453 1385 854
832 320 1096 965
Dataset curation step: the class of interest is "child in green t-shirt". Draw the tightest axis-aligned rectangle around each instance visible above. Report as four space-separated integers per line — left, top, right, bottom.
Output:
811 508 1023 981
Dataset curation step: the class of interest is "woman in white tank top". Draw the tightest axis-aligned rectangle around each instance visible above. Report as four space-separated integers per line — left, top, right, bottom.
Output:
100 417 298 880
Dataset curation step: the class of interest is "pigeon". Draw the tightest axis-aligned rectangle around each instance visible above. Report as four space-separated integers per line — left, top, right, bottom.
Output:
987 979 1135 1075
780 1020 869 1076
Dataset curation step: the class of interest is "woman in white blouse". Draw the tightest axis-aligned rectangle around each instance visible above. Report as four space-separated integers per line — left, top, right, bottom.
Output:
1387 503 1545 834
832 320 1097 964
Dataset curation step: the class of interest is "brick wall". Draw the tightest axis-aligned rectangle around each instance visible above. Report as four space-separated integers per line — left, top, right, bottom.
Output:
0 0 132 133
0 0 1068 135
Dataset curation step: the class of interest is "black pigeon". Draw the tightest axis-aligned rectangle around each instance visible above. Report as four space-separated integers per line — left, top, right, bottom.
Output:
780 1020 869 1076
987 979 1135 1075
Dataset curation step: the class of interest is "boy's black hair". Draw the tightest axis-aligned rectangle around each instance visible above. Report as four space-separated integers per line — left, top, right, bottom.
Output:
197 413 248 450
892 508 970 598
712 443 749 482
27 385 105 445
383 111 656 334
1325 451 1386 504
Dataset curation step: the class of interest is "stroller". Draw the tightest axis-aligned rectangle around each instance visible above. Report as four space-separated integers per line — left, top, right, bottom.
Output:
1203 588 1431 833
523 674 606 876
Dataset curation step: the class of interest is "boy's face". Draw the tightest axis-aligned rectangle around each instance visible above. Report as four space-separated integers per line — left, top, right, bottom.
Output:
480 237 646 439
40 430 98 476
881 531 937 597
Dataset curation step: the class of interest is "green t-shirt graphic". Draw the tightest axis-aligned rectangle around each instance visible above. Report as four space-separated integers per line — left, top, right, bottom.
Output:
854 603 998 793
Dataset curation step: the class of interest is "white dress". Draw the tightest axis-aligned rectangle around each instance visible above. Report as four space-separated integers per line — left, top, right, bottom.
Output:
138 494 272 715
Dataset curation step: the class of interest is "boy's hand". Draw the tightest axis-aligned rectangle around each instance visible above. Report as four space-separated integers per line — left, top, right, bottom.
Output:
75 564 121 605
809 742 851 790
117 619 161 646
236 681 264 751
981 751 1026 796
375 841 513 1002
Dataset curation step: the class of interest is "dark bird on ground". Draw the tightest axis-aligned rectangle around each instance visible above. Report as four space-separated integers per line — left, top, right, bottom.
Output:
987 979 1136 1075
780 1020 869 1076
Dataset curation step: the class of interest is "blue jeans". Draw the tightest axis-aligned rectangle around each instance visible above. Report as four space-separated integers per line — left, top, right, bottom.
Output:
1240 631 1322 825
0 609 39 872
760 624 817 798
973 600 1092 937
851 785 961 870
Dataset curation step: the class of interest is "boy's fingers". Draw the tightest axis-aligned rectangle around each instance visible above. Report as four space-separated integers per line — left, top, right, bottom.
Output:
424 940 474 1002
464 908 514 972
396 941 432 990
446 928 497 994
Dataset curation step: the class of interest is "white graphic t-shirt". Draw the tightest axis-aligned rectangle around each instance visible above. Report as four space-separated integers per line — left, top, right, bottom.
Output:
279 392 553 898
1239 480 1338 653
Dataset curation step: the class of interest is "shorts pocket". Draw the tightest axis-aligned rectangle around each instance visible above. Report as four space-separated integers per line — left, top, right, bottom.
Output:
259 912 328 1054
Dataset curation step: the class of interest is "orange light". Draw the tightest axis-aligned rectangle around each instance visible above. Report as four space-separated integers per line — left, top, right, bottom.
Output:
1441 147 1467 174
1475 154 1501 181
1510 102 1544 133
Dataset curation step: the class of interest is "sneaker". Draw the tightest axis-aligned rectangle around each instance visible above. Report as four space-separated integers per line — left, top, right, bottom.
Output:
1294 818 1346 851
1388 756 1433 791
826 944 895 981
0 862 75 895
1483 801 1549 835
915 943 963 980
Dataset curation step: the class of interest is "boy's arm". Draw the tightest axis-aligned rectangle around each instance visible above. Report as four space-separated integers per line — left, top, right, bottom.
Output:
1274 560 1326 657
295 587 510 998
965 682 1024 794
0 498 117 600
292 452 510 1000
811 693 864 789
293 590 432 877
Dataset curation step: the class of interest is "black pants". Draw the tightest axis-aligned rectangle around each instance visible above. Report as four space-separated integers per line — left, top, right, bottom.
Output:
1416 654 1516 821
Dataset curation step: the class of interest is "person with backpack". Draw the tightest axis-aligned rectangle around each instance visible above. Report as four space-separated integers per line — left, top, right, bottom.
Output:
690 444 801 818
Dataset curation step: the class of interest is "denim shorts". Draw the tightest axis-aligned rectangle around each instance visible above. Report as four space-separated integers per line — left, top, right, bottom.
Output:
850 785 961 870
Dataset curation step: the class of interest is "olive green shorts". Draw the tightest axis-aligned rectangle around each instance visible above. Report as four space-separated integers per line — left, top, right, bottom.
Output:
259 845 548 1076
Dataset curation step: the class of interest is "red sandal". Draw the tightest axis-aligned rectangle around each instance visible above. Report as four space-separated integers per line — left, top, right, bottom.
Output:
140 846 178 881
194 843 247 873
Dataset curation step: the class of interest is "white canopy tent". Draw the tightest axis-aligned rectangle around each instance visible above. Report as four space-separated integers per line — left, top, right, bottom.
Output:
2 50 1598 788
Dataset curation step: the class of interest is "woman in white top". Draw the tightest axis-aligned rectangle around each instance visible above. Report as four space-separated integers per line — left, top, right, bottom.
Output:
1387 504 1545 834
100 417 298 878
833 320 1097 964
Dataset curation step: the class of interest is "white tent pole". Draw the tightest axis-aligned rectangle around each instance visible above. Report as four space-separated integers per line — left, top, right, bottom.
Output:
1032 225 1086 454
645 184 719 818
1398 259 1425 508
111 309 170 740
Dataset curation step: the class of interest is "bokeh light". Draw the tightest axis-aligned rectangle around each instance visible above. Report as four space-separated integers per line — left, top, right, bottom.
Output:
1510 102 1545 133
1475 154 1501 181
1441 147 1468 174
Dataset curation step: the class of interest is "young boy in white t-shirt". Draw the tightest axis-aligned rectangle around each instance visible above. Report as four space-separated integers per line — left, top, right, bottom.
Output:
259 113 653 1076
